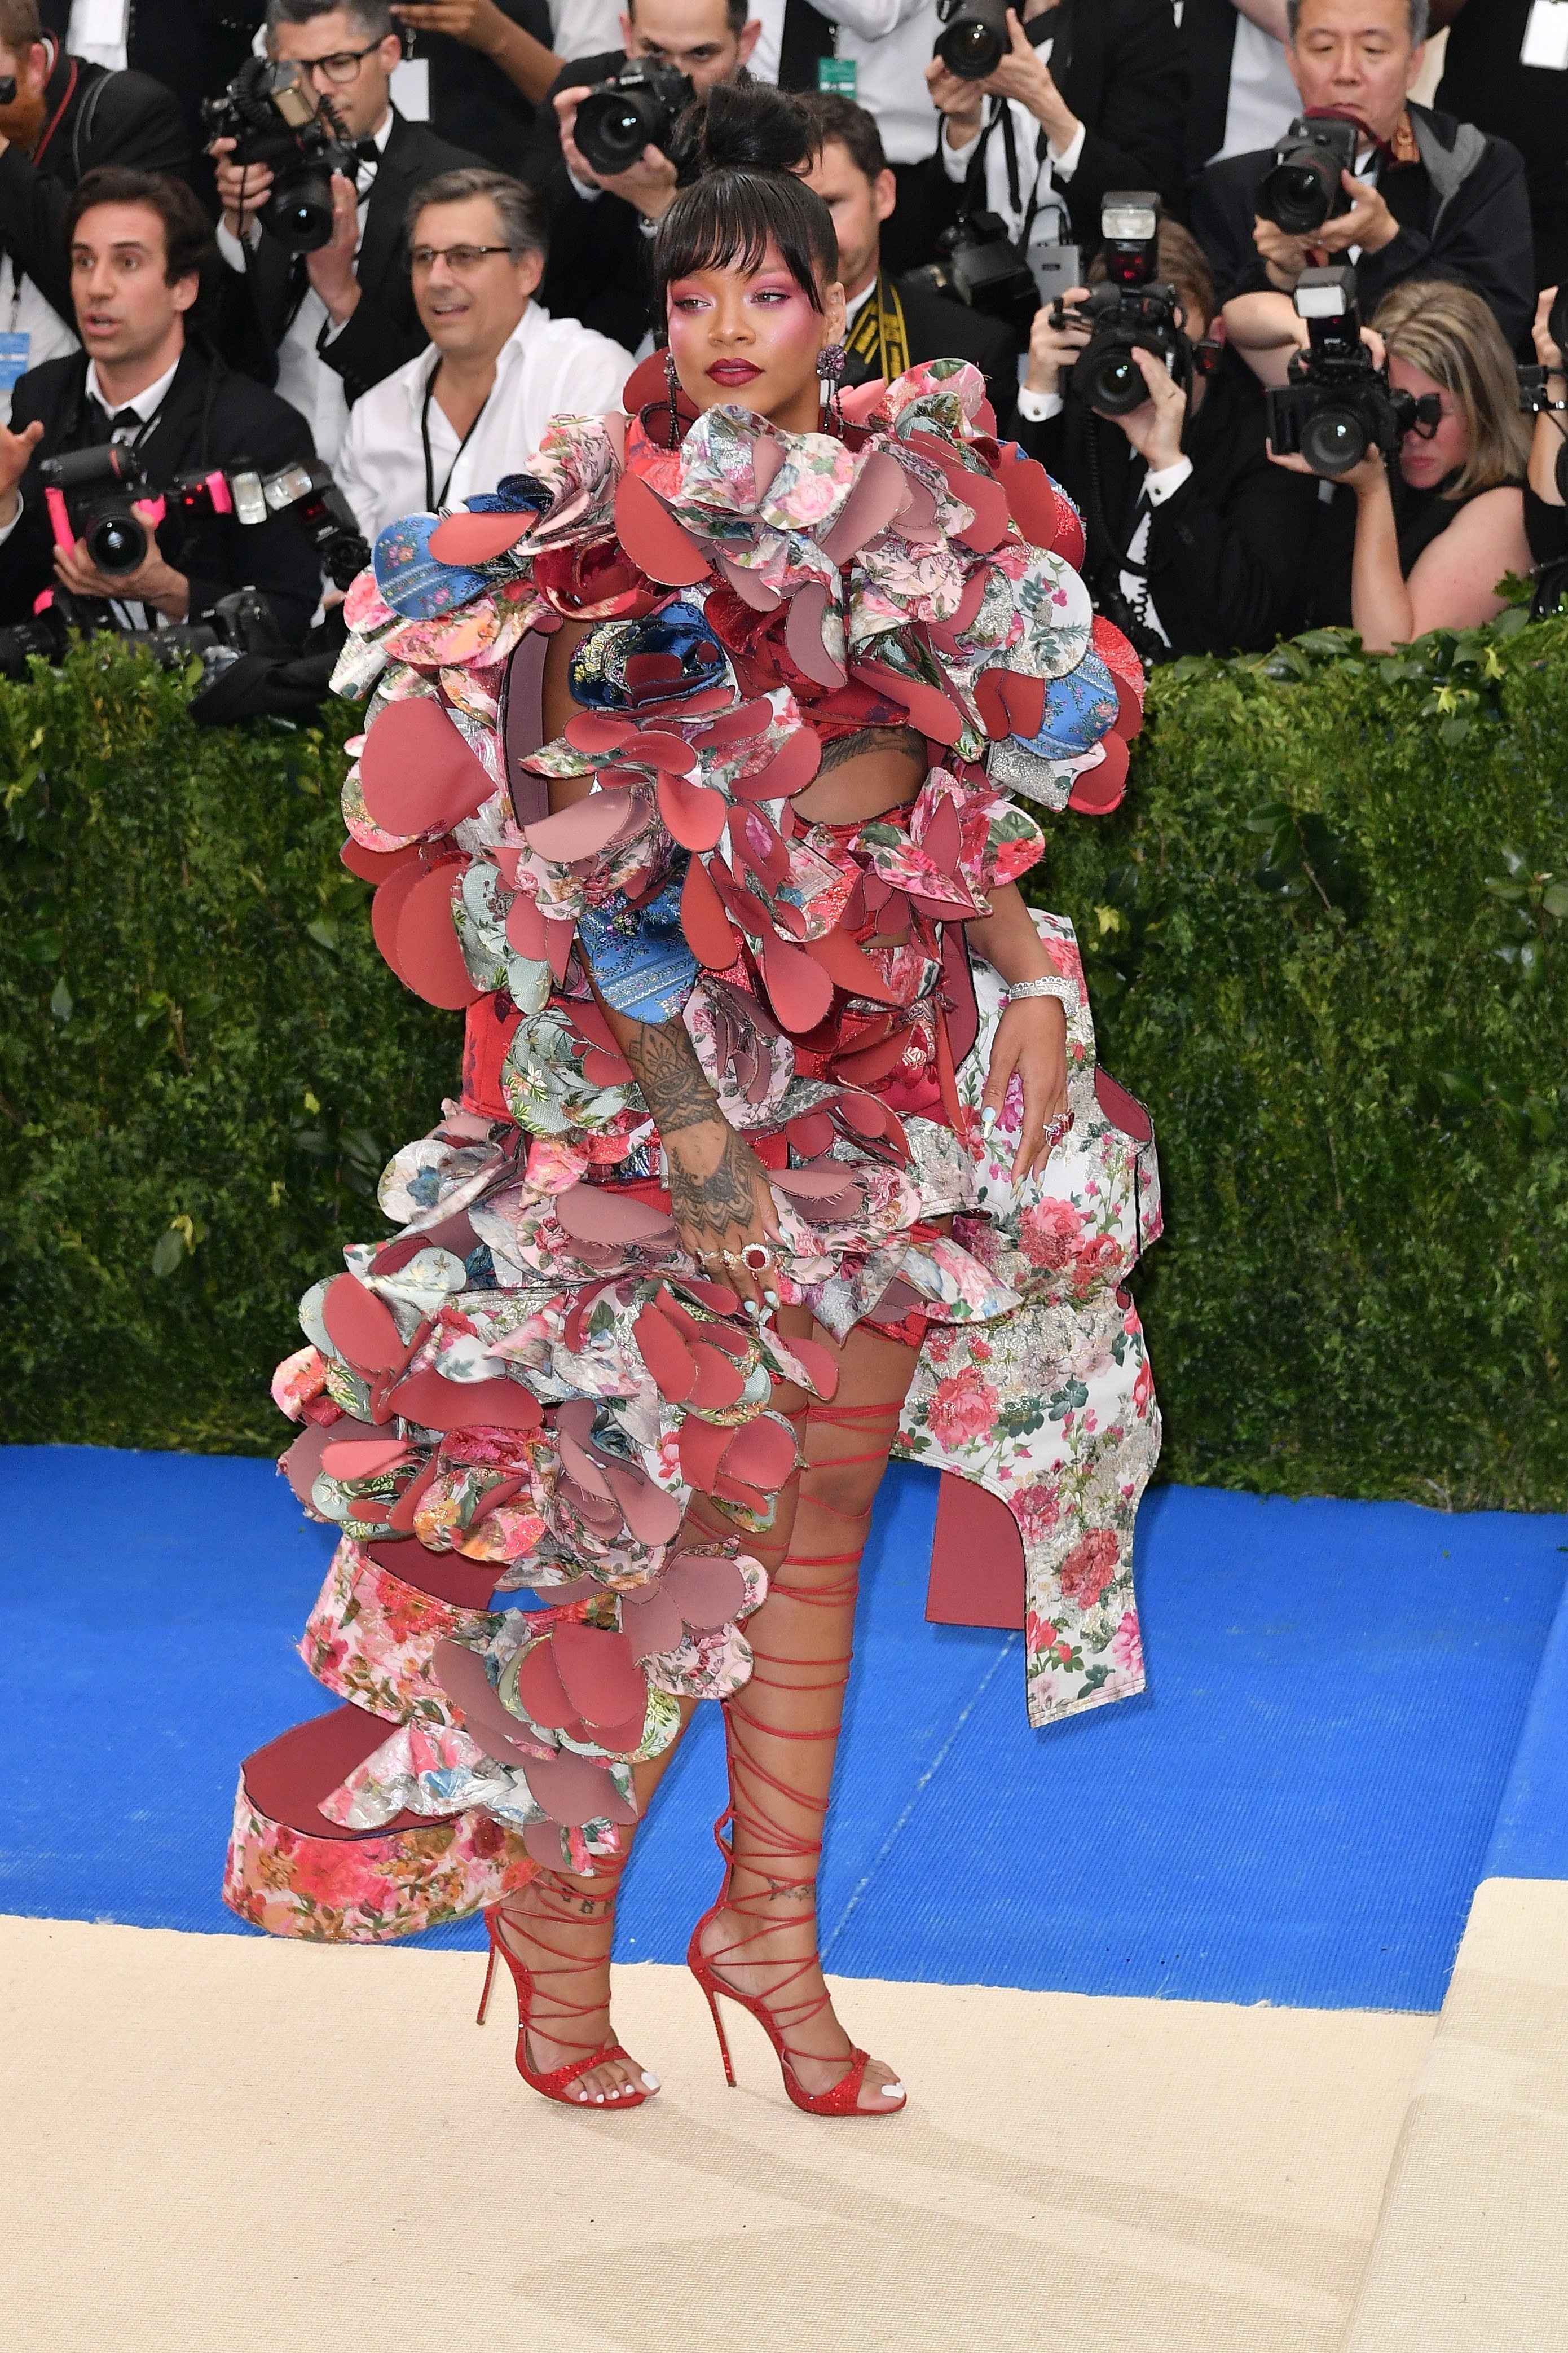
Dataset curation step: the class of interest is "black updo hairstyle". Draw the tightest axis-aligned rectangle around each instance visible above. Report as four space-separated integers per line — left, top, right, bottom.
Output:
651 82 839 311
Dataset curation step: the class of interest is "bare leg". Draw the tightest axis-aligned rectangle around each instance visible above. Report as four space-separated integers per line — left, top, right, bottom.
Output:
495 1333 813 2104
699 1320 923 2111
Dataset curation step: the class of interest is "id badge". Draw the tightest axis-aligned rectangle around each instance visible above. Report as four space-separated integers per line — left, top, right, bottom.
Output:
0 331 30 390
1521 0 1568 69
390 56 431 117
818 58 857 95
1028 241 1081 311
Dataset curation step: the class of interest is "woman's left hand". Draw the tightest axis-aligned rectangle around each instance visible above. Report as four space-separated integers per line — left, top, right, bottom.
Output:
981 996 1069 1184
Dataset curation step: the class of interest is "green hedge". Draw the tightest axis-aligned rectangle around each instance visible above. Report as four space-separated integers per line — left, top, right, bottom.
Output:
0 642 456 1450
2 619 1564 1506
1041 610 1567 1511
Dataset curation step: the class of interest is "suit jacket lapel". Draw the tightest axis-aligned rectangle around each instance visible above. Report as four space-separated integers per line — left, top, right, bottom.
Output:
356 109 411 305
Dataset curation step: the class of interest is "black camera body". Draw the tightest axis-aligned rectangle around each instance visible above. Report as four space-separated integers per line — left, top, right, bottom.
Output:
39 442 370 587
1267 266 1440 476
0 582 289 684
574 56 693 178
1257 115 1358 236
914 208 1040 333
202 56 370 254
1050 193 1190 417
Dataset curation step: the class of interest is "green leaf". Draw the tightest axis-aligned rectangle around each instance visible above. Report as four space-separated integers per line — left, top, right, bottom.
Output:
49 974 72 1022
1438 715 1474 746
151 1228 187 1278
21 927 62 964
306 916 340 951
1244 801 1295 834
1543 883 1568 920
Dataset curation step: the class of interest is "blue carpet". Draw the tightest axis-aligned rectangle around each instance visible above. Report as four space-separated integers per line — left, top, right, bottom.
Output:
2 1445 1564 2010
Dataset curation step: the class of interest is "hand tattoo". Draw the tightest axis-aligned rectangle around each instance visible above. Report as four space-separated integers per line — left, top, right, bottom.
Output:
667 1123 761 1237
621 1016 720 1136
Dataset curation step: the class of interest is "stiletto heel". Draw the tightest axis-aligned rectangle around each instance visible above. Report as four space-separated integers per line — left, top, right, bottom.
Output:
479 1872 653 2110
698 1976 737 2088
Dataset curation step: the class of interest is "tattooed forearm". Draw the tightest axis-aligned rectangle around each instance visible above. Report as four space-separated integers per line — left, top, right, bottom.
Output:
667 1125 760 1234
621 1017 723 1137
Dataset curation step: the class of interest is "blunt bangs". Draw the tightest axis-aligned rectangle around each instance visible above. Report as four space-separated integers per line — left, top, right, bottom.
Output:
652 170 838 314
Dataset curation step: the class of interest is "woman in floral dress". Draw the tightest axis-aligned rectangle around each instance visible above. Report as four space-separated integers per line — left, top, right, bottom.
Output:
227 85 1161 2118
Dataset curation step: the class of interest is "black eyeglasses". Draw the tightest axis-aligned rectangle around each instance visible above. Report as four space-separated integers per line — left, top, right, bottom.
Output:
409 243 520 272
296 40 383 86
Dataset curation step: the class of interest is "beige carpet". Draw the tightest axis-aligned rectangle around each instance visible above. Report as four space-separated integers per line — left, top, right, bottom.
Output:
1341 1876 1568 2352
0 1915 1433 2353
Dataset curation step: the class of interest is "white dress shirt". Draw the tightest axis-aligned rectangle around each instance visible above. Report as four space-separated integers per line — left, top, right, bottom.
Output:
333 301 635 546
0 253 80 424
941 100 1086 249
1216 14 1300 163
776 0 945 168
215 110 397 469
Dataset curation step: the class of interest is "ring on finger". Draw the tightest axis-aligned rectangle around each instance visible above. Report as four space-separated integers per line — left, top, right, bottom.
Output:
740 1242 773 1272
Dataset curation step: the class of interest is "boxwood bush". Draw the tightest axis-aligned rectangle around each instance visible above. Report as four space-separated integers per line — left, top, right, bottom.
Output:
2 619 1563 1507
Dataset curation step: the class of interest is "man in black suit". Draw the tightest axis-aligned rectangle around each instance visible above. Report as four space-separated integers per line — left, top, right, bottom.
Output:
798 93 1020 429
0 167 321 644
1014 214 1317 655
0 0 188 401
1190 0 1532 349
924 0 1187 260
209 0 481 464
390 0 566 170
526 0 760 353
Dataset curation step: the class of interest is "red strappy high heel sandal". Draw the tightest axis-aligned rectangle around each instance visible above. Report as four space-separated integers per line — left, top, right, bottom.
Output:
478 1869 655 2108
688 1400 907 2118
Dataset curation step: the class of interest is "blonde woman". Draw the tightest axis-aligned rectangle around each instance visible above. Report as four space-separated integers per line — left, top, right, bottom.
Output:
1268 278 1531 650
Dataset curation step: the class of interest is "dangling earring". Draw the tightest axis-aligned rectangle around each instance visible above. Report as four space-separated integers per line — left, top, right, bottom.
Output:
664 349 681 449
817 341 847 430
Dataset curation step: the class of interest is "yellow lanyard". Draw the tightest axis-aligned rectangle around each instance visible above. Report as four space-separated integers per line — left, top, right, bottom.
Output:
845 275 909 386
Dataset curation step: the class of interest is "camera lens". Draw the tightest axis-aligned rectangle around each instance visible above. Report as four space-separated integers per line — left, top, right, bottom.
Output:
576 90 657 174
1300 404 1368 476
1260 159 1332 236
266 166 335 253
937 15 1005 75
86 508 149 574
1081 344 1147 418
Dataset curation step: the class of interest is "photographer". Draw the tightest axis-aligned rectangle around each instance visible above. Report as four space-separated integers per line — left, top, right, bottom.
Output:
796 91 1018 424
924 0 1186 268
0 1 190 414
1015 213 1318 656
1268 276 1530 646
387 1 567 168
530 0 758 350
0 167 322 644
334 167 632 544
1192 0 1534 353
1523 286 1568 575
210 0 482 465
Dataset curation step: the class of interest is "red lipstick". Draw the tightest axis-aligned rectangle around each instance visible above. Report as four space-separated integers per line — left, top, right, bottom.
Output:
707 359 762 385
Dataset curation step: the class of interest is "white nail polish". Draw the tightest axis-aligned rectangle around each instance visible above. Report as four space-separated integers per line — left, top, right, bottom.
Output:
641 2071 661 2090
880 2082 905 2097
594 2093 605 2104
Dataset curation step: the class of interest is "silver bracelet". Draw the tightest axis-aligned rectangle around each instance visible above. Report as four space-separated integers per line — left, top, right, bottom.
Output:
1005 976 1075 1008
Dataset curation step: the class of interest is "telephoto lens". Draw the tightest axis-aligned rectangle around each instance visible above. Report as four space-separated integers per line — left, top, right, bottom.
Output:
1257 117 1358 235
574 57 692 177
934 0 1011 79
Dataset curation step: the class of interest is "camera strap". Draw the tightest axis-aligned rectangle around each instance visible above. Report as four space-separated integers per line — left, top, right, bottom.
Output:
970 100 1054 247
421 370 493 511
845 275 909 387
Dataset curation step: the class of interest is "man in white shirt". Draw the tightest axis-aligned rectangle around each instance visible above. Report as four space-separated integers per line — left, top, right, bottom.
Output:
209 0 481 467
334 166 633 544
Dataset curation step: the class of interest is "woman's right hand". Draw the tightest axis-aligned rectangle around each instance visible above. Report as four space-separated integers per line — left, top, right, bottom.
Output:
1533 285 1565 376
1025 287 1090 397
665 1115 783 1316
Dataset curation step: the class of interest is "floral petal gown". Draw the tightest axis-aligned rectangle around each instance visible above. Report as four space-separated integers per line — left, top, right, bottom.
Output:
223 358 1163 1943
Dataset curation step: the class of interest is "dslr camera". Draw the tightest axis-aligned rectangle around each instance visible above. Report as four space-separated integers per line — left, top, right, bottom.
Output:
1256 116 1358 236
202 56 371 253
915 208 1040 333
39 443 371 588
1051 193 1194 417
574 56 693 178
0 583 290 684
1267 266 1440 476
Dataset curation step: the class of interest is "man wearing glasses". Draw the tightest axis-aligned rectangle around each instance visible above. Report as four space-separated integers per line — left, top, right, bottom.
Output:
210 0 482 465
333 165 631 542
